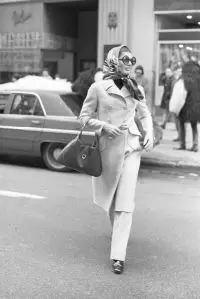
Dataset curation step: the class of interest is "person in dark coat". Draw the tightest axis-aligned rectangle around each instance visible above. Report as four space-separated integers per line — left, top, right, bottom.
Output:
160 67 174 129
169 60 200 152
72 67 103 106
178 60 200 151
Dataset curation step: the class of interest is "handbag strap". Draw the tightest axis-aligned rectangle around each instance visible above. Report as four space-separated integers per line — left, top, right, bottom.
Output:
78 122 87 139
78 121 98 147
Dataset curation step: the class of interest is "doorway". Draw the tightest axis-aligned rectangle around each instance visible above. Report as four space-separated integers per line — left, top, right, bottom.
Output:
43 0 98 81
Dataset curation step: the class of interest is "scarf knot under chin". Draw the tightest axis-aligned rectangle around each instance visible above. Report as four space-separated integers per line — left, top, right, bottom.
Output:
103 72 144 102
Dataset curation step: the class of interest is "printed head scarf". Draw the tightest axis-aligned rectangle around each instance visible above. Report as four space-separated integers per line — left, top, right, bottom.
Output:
103 45 144 101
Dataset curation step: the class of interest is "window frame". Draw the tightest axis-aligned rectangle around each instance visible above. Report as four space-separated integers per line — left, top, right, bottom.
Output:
10 92 46 116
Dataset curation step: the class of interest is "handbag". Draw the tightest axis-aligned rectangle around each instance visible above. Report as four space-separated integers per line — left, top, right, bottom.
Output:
57 128 102 177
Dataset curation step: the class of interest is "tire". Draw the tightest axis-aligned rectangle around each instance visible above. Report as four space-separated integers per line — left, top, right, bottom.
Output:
42 143 71 172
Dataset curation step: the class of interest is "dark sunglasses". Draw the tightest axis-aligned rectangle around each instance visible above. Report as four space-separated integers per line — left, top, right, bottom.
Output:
119 55 136 66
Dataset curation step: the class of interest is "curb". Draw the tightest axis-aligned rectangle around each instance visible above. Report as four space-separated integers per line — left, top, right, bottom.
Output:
141 157 200 172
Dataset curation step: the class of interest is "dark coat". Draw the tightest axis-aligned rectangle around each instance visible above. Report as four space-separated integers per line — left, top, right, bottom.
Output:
179 61 200 122
160 76 173 109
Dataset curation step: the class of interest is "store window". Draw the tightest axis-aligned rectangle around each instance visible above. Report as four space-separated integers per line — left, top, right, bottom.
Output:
159 43 200 83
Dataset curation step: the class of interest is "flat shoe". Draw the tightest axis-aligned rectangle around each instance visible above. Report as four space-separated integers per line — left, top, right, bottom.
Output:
173 137 180 142
111 260 124 274
174 145 186 150
189 146 198 152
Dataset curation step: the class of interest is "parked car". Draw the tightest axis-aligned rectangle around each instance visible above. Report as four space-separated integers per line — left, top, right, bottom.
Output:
0 90 95 172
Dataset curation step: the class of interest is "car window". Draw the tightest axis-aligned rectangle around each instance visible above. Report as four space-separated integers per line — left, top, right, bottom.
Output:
0 93 11 112
60 94 81 116
33 100 44 116
41 93 75 117
10 94 44 116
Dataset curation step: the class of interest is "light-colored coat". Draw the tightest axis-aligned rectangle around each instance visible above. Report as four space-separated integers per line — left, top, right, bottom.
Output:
79 79 153 213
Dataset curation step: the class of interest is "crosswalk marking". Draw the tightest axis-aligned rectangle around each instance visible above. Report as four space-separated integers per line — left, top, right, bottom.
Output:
0 190 46 200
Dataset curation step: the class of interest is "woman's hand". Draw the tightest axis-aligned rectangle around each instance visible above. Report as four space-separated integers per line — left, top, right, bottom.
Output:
119 121 129 131
143 132 154 152
103 123 122 137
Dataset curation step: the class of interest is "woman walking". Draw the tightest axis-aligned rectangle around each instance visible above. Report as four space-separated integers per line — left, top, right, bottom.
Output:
79 45 153 274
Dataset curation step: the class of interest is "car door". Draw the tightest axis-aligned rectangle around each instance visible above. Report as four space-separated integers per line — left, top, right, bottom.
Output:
1 93 45 154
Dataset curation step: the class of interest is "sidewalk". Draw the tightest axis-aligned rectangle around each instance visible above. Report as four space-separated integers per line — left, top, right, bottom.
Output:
141 122 200 170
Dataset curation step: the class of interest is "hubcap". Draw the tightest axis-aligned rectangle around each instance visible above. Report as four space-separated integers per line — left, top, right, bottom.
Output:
53 148 62 160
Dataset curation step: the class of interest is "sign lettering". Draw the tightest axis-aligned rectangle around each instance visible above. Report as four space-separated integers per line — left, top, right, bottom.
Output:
12 9 32 26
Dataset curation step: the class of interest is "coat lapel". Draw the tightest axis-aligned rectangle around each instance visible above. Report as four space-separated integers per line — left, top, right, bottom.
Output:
104 80 131 102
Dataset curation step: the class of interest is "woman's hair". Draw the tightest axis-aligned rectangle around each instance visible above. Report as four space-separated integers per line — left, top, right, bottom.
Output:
119 46 131 57
135 65 144 75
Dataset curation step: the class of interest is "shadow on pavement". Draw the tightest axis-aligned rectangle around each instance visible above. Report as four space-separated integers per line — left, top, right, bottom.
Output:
0 155 46 170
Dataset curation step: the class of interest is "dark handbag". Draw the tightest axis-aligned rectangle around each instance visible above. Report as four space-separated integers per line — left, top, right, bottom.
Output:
57 129 102 177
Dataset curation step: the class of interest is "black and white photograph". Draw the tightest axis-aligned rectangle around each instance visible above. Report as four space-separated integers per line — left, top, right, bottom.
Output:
0 0 200 298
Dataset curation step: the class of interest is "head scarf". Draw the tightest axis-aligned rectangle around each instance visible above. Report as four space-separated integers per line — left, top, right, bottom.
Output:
103 45 144 101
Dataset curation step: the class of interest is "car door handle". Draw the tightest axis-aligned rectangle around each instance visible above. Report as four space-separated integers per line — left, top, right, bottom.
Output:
31 120 41 125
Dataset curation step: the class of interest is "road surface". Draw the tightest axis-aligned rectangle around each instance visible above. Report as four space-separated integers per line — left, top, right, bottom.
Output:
0 158 200 298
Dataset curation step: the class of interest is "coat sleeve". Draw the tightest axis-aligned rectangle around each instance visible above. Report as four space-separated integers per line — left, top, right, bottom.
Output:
136 98 153 136
79 83 106 134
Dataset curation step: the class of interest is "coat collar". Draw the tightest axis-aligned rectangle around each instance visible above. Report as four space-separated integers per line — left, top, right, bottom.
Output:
103 79 131 99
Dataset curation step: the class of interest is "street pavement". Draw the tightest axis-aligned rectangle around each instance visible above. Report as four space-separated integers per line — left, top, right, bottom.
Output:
0 160 200 299
142 122 200 169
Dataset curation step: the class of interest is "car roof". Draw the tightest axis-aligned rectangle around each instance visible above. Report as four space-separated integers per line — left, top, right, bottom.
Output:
7 90 76 117
6 89 74 96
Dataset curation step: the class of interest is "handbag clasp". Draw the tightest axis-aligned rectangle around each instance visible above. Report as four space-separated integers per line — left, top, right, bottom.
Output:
81 153 87 160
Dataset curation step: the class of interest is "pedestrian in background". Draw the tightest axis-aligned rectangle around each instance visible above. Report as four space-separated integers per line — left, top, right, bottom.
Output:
171 65 182 142
134 65 151 108
72 67 103 106
160 67 174 129
79 45 153 274
41 68 52 80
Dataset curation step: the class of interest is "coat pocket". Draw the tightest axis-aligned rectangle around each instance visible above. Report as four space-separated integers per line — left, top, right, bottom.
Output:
127 133 142 151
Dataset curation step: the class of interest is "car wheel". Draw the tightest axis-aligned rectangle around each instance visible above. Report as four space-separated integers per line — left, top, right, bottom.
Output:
42 143 71 172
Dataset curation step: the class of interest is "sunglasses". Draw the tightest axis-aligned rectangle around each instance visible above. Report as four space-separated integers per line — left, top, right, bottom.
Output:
119 56 136 66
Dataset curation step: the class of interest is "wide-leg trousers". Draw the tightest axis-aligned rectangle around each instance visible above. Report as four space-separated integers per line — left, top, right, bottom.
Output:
109 149 141 261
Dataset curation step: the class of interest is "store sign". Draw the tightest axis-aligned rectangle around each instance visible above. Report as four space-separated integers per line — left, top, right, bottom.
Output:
0 32 41 49
42 33 75 51
154 0 200 10
12 9 32 26
0 2 42 33
0 32 75 51
0 0 33 2
0 49 41 72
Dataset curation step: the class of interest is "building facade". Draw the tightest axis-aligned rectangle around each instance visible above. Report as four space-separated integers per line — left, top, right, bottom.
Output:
0 0 200 107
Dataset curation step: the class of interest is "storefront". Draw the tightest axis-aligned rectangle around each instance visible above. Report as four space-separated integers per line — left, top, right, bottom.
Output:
0 1 43 82
0 0 97 82
154 0 200 105
1 0 200 107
